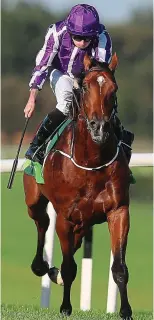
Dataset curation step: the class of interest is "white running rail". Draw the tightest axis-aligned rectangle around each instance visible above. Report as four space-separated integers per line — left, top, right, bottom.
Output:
1 153 153 172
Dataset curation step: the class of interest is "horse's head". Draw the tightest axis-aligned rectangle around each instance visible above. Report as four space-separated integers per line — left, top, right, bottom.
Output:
77 53 118 144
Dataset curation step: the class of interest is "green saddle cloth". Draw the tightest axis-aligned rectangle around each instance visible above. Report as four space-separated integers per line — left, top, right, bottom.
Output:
23 118 72 184
23 160 44 184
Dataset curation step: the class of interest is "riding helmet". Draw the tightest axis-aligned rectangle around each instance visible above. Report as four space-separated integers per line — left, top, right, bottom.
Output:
66 4 102 36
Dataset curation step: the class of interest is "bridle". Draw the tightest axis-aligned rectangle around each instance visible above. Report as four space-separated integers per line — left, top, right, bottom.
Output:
43 65 121 171
72 66 117 127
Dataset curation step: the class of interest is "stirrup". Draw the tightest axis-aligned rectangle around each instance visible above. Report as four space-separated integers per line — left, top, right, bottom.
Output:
25 152 44 165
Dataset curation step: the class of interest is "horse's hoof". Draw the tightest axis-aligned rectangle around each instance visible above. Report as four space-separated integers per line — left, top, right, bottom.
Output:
120 314 133 320
120 304 132 319
60 304 72 316
48 267 64 286
31 259 49 276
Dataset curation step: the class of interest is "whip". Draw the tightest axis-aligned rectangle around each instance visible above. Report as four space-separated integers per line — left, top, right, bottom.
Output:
7 118 30 189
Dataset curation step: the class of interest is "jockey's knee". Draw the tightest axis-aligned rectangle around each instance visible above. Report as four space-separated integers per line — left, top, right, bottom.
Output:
56 101 71 116
50 69 74 94
49 69 74 116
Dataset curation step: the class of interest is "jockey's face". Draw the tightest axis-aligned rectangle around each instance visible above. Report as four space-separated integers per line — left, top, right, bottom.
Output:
71 35 92 49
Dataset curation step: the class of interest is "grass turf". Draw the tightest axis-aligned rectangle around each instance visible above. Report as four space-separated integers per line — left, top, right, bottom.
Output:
1 304 153 320
1 171 153 313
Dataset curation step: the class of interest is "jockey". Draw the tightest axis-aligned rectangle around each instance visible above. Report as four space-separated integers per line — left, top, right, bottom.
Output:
24 3 134 166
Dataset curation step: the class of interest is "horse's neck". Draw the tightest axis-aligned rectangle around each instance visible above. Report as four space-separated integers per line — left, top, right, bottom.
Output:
73 118 117 167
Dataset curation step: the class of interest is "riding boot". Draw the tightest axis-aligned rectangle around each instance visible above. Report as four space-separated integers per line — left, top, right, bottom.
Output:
113 115 136 184
25 109 66 164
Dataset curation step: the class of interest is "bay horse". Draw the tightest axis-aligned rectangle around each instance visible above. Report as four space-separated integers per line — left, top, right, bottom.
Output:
23 53 132 319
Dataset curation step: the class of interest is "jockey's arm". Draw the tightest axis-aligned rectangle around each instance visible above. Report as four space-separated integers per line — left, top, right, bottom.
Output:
24 88 39 118
29 24 59 91
29 88 39 101
95 29 112 63
24 24 59 118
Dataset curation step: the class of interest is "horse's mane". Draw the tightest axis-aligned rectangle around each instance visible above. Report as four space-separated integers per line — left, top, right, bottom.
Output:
88 58 109 72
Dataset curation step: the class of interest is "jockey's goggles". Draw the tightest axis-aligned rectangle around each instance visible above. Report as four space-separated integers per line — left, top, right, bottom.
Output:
71 34 92 42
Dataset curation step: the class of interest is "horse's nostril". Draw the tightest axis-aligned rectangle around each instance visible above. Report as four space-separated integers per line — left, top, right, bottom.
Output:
89 120 96 129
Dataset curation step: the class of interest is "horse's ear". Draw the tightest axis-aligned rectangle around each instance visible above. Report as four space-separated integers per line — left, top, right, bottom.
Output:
84 54 92 71
109 53 118 73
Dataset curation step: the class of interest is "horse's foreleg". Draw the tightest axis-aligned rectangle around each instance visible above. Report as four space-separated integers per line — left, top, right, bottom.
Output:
56 213 77 316
107 206 132 320
73 229 85 253
24 174 50 276
27 198 50 276
48 227 84 286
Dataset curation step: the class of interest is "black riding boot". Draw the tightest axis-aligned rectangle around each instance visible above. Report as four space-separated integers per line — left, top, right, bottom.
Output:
113 115 134 160
122 129 136 184
25 109 66 164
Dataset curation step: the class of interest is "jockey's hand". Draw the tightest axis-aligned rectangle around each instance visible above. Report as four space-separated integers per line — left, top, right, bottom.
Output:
24 88 38 118
24 100 36 118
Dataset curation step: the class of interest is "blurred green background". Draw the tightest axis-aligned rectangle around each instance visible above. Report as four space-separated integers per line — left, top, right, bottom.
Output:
1 1 153 150
1 0 153 314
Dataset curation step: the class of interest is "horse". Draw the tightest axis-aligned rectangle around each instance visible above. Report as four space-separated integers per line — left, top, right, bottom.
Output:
23 53 132 319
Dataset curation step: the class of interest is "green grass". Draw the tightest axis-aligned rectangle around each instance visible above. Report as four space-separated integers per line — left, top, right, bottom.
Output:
1 304 153 320
1 172 153 313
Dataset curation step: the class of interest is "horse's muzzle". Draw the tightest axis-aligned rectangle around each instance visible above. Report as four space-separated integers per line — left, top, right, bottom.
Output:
88 119 109 144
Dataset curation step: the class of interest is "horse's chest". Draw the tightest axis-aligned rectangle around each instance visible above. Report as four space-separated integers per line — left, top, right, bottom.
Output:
67 179 108 226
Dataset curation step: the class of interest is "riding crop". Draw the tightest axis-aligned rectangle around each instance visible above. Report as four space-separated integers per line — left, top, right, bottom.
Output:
7 118 30 189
